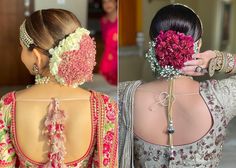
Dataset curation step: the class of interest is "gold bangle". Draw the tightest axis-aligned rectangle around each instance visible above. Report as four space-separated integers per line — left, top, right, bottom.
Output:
219 52 227 72
229 54 236 74
208 57 216 77
216 52 223 70
225 53 234 73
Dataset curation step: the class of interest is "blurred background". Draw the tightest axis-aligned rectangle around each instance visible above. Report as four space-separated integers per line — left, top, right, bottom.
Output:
119 0 236 167
0 0 117 98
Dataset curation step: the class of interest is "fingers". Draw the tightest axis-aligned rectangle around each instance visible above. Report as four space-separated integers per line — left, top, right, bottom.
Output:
181 66 206 76
192 53 203 59
183 71 204 76
184 59 203 66
181 66 196 72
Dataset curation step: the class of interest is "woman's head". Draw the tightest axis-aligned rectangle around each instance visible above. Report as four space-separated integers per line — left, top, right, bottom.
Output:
20 9 81 74
150 4 203 42
102 0 117 14
146 4 203 78
20 9 96 87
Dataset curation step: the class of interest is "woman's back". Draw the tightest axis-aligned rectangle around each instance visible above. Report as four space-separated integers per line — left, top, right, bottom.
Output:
15 84 93 163
134 77 213 146
119 78 236 167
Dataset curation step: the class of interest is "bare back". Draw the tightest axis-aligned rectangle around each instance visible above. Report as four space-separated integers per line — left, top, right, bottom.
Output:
15 83 93 163
134 78 213 146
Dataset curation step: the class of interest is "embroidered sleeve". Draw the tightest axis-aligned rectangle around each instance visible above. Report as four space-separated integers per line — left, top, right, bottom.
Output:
0 93 16 167
94 94 118 168
211 75 236 120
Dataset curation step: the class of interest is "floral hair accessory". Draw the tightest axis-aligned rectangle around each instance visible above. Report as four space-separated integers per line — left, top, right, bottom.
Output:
146 30 197 78
48 27 96 88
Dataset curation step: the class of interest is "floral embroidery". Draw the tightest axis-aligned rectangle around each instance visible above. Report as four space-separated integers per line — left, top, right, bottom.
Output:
133 81 229 168
0 91 118 168
0 92 16 167
100 94 118 168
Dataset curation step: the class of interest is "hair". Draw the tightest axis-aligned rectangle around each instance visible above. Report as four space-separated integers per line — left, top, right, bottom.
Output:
24 9 81 56
149 4 203 42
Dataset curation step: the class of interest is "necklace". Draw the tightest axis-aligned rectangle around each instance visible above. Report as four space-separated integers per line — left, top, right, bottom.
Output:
167 79 175 160
35 74 50 85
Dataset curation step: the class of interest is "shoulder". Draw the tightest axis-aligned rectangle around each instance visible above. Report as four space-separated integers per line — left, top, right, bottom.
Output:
92 91 118 129
92 90 117 106
119 80 142 94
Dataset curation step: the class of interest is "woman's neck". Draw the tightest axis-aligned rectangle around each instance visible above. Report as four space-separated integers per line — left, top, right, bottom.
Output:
106 10 117 22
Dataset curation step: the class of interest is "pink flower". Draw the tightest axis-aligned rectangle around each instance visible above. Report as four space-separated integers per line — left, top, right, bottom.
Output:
102 95 109 103
104 131 114 142
3 94 13 105
155 30 194 69
106 107 116 121
0 119 3 125
58 35 96 86
103 143 111 154
103 158 110 166
8 147 14 154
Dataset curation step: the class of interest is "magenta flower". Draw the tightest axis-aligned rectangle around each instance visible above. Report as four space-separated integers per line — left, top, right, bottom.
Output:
155 30 194 69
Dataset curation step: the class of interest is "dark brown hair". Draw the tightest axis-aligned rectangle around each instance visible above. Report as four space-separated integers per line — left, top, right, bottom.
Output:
25 9 81 56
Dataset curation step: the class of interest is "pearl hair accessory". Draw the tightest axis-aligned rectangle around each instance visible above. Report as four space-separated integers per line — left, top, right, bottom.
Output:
19 20 34 48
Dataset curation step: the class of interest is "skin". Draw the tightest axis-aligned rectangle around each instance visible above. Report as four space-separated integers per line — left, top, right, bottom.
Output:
15 42 92 162
134 44 214 146
102 0 117 22
181 50 217 76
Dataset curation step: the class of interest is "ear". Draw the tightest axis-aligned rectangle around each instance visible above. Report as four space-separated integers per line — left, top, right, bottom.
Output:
198 39 202 49
32 48 42 68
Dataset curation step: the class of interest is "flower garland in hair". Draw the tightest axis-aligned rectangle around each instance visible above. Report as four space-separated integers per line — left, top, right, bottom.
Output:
48 27 96 88
146 30 195 78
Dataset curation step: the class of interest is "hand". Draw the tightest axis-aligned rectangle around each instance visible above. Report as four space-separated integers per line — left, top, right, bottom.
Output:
181 50 216 76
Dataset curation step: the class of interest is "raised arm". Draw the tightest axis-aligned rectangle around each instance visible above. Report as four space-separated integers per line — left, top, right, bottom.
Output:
181 50 236 76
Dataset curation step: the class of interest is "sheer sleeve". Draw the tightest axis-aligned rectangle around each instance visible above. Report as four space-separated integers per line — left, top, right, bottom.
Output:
118 81 142 168
93 93 118 168
208 75 236 121
0 92 16 167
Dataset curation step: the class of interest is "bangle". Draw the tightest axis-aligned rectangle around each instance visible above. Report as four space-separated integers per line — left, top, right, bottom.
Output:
225 53 234 73
229 54 236 74
208 50 224 77
214 50 223 71
218 52 226 72
220 52 234 73
208 57 216 77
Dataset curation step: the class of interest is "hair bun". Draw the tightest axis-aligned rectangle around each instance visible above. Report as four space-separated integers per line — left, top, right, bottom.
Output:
155 30 194 69
49 27 96 88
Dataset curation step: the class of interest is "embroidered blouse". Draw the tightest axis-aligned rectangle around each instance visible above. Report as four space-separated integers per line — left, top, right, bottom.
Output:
119 77 236 168
0 91 118 168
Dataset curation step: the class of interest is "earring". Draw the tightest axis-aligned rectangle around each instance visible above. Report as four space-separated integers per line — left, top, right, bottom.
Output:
32 64 51 84
33 64 39 75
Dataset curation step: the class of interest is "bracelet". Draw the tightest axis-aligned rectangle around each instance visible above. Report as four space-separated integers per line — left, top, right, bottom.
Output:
208 57 216 77
229 54 236 74
208 50 223 77
208 51 234 77
215 50 223 71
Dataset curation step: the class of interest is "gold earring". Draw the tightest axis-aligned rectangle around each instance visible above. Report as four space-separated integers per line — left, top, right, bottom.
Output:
32 64 39 75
